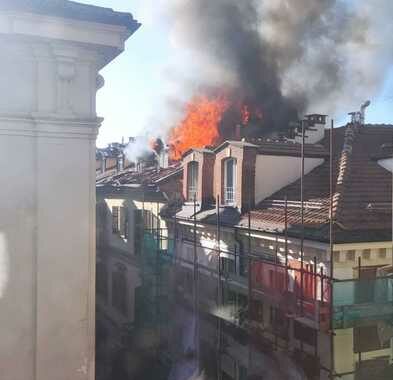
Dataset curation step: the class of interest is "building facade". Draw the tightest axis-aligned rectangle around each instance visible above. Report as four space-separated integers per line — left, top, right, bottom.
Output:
0 2 139 379
95 160 182 379
96 122 393 379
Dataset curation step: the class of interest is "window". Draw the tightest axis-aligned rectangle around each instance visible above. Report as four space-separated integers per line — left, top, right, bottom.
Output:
112 206 119 233
134 210 143 255
354 325 390 353
294 320 317 346
187 161 199 201
119 206 128 239
224 158 236 205
346 250 356 261
362 249 371 260
378 248 387 258
220 257 236 275
112 263 127 315
355 267 377 304
112 206 128 239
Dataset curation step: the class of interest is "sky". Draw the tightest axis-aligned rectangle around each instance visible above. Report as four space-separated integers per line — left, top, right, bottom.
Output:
80 0 393 147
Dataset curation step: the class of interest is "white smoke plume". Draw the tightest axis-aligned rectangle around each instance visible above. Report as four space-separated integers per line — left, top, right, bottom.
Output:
124 136 154 163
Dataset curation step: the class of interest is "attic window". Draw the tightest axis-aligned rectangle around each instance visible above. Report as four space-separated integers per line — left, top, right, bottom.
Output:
187 161 199 201
224 158 236 205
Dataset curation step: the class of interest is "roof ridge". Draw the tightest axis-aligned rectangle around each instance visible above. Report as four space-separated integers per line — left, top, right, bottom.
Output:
332 123 361 225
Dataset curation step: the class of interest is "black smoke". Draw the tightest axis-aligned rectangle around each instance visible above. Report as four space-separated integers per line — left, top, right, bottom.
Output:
168 0 393 133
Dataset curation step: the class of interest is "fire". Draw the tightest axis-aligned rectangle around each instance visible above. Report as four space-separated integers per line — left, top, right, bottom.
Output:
169 94 229 160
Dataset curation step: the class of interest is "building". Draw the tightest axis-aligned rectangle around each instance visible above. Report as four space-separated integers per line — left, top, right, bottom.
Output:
96 118 392 380
0 1 139 379
168 118 393 380
95 156 182 379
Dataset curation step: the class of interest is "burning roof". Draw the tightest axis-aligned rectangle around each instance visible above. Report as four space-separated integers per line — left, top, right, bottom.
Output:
172 123 393 244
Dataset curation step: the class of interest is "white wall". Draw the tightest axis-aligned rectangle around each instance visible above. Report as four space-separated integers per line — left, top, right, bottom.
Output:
0 10 132 380
254 155 324 204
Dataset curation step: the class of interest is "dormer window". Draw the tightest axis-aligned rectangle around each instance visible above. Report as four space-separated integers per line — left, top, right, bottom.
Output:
187 161 199 201
224 158 236 205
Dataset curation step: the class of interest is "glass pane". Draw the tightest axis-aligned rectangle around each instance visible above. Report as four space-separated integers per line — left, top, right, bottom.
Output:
226 159 234 188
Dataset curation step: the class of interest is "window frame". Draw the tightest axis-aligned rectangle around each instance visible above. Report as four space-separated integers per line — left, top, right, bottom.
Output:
112 206 119 233
187 161 199 201
223 158 237 206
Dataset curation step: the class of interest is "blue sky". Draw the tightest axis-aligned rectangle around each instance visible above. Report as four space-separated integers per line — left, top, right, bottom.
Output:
81 0 393 147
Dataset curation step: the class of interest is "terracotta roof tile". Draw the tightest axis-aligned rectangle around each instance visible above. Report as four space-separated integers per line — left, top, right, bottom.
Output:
240 124 393 243
96 164 182 187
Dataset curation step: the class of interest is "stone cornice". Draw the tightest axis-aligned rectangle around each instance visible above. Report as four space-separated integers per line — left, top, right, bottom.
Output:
0 11 132 68
0 113 103 139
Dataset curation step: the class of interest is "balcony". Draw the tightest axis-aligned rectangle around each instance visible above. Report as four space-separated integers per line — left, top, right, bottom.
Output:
333 277 393 329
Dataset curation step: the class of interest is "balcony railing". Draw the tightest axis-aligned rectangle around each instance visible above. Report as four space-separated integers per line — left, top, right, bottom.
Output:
333 276 393 329
224 186 235 204
187 186 197 201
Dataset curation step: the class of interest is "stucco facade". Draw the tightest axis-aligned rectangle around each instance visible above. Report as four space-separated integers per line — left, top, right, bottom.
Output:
0 3 138 380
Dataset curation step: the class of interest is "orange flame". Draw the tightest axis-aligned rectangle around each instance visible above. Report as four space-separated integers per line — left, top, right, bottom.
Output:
169 95 229 160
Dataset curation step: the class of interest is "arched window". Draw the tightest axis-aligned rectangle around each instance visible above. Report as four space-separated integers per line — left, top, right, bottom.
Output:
187 161 199 201
112 263 127 315
224 158 236 205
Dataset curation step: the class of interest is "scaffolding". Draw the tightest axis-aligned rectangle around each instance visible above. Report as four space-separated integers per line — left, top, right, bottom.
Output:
133 119 393 380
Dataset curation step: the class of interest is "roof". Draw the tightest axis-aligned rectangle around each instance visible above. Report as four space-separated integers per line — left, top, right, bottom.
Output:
96 163 182 187
238 124 393 243
256 141 328 158
0 0 141 32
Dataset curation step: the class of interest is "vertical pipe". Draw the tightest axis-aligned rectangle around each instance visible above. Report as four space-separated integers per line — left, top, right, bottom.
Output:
300 119 305 319
314 257 318 358
156 200 161 353
329 119 335 380
300 120 305 356
193 196 199 374
216 195 222 380
285 196 288 269
284 195 289 352
217 196 221 304
247 205 252 373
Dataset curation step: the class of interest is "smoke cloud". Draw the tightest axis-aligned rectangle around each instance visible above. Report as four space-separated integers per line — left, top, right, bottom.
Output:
166 0 393 130
124 136 154 163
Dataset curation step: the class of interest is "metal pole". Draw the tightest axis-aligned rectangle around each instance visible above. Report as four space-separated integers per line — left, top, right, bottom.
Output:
314 256 318 358
285 195 288 268
193 196 200 374
247 204 252 373
300 119 305 319
329 119 335 380
216 195 222 380
217 195 222 305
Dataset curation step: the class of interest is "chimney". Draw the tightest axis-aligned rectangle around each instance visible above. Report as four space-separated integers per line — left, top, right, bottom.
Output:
117 153 124 172
235 124 242 141
159 146 169 169
101 157 106 174
287 115 327 144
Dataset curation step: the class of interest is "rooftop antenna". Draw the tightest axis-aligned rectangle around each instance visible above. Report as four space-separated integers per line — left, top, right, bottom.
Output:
349 100 371 125
360 100 371 125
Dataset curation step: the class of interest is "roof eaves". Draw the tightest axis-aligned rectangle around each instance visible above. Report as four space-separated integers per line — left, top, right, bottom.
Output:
0 0 141 33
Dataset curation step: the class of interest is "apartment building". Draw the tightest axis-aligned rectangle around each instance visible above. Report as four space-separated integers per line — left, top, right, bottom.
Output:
96 117 393 380
164 117 393 380
95 159 182 379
